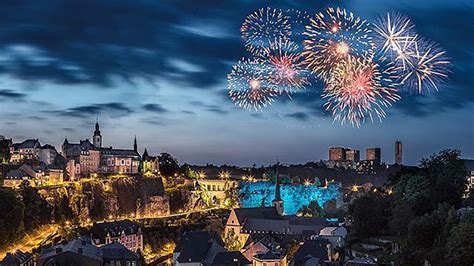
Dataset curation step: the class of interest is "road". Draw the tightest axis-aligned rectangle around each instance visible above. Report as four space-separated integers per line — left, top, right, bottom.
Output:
0 225 58 260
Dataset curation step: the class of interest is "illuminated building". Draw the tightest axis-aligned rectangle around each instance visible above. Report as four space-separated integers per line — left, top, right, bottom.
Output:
345 149 360 162
62 122 140 177
366 148 381 165
141 149 160 174
395 140 402 165
91 220 143 252
9 139 41 163
329 147 346 161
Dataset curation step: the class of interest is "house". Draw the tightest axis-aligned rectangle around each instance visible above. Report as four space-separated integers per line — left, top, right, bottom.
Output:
142 149 160 174
208 251 251 266
289 239 330 266
101 242 141 266
173 231 226 266
3 169 33 188
10 139 41 163
252 250 287 266
225 207 280 244
37 237 141 266
0 250 34 266
241 235 281 262
91 220 143 252
318 226 347 248
38 238 103 266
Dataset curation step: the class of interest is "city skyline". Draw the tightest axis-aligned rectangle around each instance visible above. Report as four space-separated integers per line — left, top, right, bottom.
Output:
0 0 473 166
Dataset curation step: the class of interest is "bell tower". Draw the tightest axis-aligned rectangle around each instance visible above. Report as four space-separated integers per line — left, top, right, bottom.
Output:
93 119 102 148
272 160 284 216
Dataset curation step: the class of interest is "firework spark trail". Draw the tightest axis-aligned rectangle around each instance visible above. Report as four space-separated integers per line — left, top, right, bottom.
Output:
285 9 311 37
400 38 450 94
323 56 401 127
303 7 375 81
373 12 418 70
228 59 281 111
259 38 311 93
241 7 292 56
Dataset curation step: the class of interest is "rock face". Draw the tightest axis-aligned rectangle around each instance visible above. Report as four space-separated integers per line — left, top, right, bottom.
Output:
40 176 170 222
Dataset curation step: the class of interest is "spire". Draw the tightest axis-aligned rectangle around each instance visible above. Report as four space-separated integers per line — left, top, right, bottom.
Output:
133 135 137 152
274 160 281 201
272 158 283 215
142 148 149 159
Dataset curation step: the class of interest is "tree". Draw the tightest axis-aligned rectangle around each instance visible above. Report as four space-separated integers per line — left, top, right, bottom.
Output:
394 175 432 216
158 153 179 177
180 164 198 179
420 149 466 208
0 188 25 248
445 223 474 265
223 229 242 251
348 191 391 238
298 200 323 217
18 183 51 230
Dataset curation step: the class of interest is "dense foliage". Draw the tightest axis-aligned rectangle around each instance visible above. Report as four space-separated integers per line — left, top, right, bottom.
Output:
348 149 473 265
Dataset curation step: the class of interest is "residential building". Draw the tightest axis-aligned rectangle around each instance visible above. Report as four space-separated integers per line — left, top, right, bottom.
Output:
39 144 58 165
0 250 34 266
173 231 226 266
345 149 360 162
318 226 347 248
366 148 381 165
252 250 286 266
289 239 330 266
3 169 34 188
37 237 141 266
142 149 160 174
91 220 143 252
328 147 346 161
10 139 41 163
208 251 251 266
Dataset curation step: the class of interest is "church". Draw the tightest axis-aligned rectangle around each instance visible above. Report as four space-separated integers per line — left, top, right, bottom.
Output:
62 121 157 178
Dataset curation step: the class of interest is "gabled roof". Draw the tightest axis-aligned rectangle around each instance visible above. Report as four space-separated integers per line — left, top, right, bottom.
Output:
100 148 139 157
254 250 284 260
17 139 40 149
1 250 32 264
100 242 140 260
39 237 102 262
319 226 347 237
291 239 329 265
233 207 280 224
209 251 251 266
5 169 30 180
91 220 140 242
175 231 225 263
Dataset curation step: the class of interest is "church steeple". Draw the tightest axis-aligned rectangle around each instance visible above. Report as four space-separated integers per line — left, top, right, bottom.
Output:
93 119 102 148
133 135 137 152
272 160 284 216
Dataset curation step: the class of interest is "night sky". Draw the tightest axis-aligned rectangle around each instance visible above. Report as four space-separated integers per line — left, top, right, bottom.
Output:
0 0 473 166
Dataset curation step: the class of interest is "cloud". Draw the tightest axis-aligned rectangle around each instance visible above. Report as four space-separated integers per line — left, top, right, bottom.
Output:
285 112 309 121
47 102 133 118
142 103 168 113
0 89 27 100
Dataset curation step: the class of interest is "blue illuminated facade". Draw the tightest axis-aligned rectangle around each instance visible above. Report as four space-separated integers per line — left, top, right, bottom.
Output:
239 182 342 215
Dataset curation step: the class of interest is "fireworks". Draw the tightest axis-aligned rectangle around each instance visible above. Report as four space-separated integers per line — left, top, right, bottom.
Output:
228 59 281 111
260 38 311 92
400 39 450 94
323 57 400 127
303 7 375 80
230 6 451 126
373 12 417 70
241 7 292 56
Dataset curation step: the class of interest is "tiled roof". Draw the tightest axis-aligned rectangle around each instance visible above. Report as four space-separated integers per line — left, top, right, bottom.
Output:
1 250 32 264
209 251 251 266
291 239 329 265
100 242 140 260
39 237 102 262
17 139 40 149
175 231 225 263
234 207 280 224
91 220 140 242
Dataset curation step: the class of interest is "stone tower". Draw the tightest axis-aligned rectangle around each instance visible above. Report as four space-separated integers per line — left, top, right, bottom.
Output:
395 140 402 165
272 161 284 216
93 120 102 148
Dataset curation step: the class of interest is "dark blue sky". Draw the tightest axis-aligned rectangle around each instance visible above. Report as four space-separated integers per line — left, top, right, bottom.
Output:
0 0 473 166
